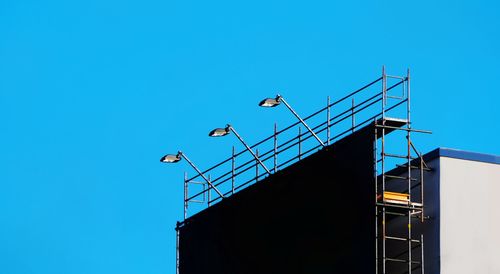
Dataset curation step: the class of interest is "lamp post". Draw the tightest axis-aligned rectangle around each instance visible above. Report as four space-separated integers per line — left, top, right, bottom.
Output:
160 151 224 198
259 94 325 147
209 124 271 175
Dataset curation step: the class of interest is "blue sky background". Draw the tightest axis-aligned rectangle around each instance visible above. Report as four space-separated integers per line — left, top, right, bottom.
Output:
1 0 499 273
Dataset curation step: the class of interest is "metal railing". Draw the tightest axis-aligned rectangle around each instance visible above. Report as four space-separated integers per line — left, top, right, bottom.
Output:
181 72 410 219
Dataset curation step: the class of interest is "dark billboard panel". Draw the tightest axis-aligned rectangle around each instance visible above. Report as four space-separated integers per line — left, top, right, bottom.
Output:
179 127 375 274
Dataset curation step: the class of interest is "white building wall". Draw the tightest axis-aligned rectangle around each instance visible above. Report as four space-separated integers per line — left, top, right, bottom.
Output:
439 157 500 274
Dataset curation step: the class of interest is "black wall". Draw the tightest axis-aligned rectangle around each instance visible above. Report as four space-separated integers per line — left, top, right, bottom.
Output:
179 126 375 274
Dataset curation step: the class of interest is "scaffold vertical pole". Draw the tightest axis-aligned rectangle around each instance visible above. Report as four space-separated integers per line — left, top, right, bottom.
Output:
374 118 379 274
256 149 259 182
407 69 413 274
298 127 302 160
381 67 387 274
352 98 355 133
274 123 278 172
382 127 386 274
407 68 411 129
382 66 387 118
184 172 188 220
421 234 425 274
207 174 211 207
420 156 425 222
231 146 235 194
327 96 331 145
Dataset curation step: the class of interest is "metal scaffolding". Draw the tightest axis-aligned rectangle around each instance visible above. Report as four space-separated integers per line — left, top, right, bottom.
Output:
174 67 431 274
375 67 431 274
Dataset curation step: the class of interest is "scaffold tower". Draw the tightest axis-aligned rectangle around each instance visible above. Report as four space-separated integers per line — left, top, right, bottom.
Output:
375 67 431 274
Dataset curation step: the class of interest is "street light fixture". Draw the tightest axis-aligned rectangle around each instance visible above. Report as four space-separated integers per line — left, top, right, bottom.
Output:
208 127 230 137
258 97 280 107
259 94 325 147
160 153 182 163
208 124 271 175
160 151 224 198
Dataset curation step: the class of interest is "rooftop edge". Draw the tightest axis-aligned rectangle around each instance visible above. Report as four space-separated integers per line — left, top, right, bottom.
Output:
425 147 500 165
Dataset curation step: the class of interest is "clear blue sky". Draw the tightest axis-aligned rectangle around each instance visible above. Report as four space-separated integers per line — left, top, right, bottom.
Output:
1 0 499 273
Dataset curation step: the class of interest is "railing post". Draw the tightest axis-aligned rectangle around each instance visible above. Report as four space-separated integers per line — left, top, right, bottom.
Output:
421 234 425 274
231 146 235 194
207 174 211 207
255 149 259 183
420 155 425 223
274 123 277 172
183 172 188 220
407 68 411 128
327 96 331 145
382 65 387 118
351 98 355 133
298 127 302 160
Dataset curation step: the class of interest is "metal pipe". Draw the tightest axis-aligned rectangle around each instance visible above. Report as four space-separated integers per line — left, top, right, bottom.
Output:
381 117 386 274
327 96 331 145
268 77 382 139
408 206 412 274
421 234 425 274
374 119 379 274
231 146 235 194
407 68 413 274
278 96 325 146
383 153 418 160
382 157 386 274
255 149 259 183
228 125 271 174
232 172 268 193
298 127 302 160
420 156 425 222
352 98 355 133
178 151 224 198
207 174 211 207
273 107 382 162
184 172 188 220
382 66 386 118
407 68 411 129
276 143 322 169
386 74 405 80
375 125 432 134
326 76 383 109
274 123 277 172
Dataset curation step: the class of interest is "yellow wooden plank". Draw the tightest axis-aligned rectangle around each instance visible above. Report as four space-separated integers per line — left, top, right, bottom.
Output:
383 191 409 202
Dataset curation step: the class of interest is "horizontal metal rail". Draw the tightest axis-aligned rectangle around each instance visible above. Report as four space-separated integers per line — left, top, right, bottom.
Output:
385 258 421 264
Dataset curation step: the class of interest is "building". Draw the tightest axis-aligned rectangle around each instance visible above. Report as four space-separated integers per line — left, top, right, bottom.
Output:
415 148 500 274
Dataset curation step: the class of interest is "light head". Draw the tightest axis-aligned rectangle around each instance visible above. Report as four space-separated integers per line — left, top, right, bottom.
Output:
258 95 281 107
208 125 231 137
160 152 182 163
